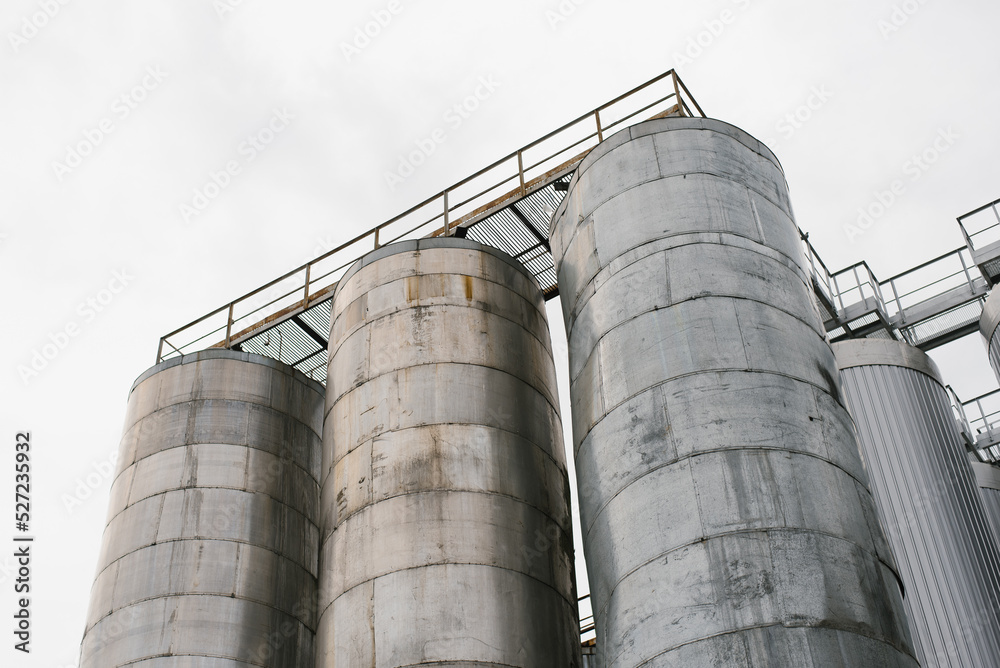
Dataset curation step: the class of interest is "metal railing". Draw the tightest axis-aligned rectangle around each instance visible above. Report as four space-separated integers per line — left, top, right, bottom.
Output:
814 240 987 348
947 385 975 447
802 233 836 310
578 593 595 642
830 261 889 317
958 197 1000 255
962 390 1000 463
157 70 705 363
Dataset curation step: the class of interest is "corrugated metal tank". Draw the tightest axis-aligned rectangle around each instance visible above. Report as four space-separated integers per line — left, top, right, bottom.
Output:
549 117 917 667
835 338 1000 667
316 238 579 667
973 462 1000 545
79 350 324 667
982 289 1000 384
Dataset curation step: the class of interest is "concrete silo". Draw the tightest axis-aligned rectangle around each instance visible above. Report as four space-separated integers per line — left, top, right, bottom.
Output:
80 350 325 667
550 117 917 667
316 238 580 667
835 338 1000 667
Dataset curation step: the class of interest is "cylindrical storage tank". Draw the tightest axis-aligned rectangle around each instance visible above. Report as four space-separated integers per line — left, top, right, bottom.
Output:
550 117 917 668
972 462 1000 544
80 350 325 667
835 338 1000 667
317 238 579 667
982 289 1000 385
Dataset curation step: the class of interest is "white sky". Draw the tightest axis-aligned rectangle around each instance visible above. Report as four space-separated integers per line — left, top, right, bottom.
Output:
2 1 999 665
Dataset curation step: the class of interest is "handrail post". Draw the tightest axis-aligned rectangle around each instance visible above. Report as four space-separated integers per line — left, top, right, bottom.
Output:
517 150 526 196
958 252 976 294
595 110 604 143
889 279 904 324
443 190 451 236
833 273 846 314
958 217 975 252
304 264 312 304
374 227 381 249
672 71 683 117
157 338 164 364
225 303 234 348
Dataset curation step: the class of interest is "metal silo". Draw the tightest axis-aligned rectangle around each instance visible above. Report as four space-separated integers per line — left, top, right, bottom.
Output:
835 338 1000 667
549 117 917 667
983 289 1000 385
79 350 324 667
316 238 579 667
973 462 1000 545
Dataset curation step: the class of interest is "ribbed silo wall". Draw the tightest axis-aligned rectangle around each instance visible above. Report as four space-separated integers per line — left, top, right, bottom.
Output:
972 462 1000 546
316 238 579 667
549 117 917 668
80 350 325 667
982 289 1000 385
835 338 1000 667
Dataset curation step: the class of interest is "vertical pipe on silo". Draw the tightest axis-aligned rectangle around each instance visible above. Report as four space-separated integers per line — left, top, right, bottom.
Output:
550 117 918 667
315 238 579 667
835 338 1000 667
80 350 325 667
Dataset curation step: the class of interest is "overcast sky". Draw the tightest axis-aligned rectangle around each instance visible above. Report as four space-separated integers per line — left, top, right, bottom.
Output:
2 1 999 665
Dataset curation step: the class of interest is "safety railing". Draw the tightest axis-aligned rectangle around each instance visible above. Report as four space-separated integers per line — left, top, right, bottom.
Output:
958 197 1000 255
830 261 889 317
962 390 1000 462
802 233 836 312
578 593 595 642
157 70 705 363
814 241 987 348
947 385 975 447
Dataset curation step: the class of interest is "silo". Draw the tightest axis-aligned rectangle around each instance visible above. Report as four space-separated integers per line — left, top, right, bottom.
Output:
983 290 1000 384
79 350 324 667
835 338 1000 667
972 462 1000 544
550 117 917 667
316 238 579 667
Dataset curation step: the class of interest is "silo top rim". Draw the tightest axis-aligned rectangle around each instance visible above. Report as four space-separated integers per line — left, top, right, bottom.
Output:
832 338 943 384
129 348 326 397
335 237 541 302
550 117 784 228
980 289 1000 342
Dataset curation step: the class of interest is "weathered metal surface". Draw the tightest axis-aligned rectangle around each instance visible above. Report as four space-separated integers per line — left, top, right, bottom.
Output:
317 237 580 667
79 350 325 667
973 462 1000 546
836 338 1000 667
551 117 918 668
